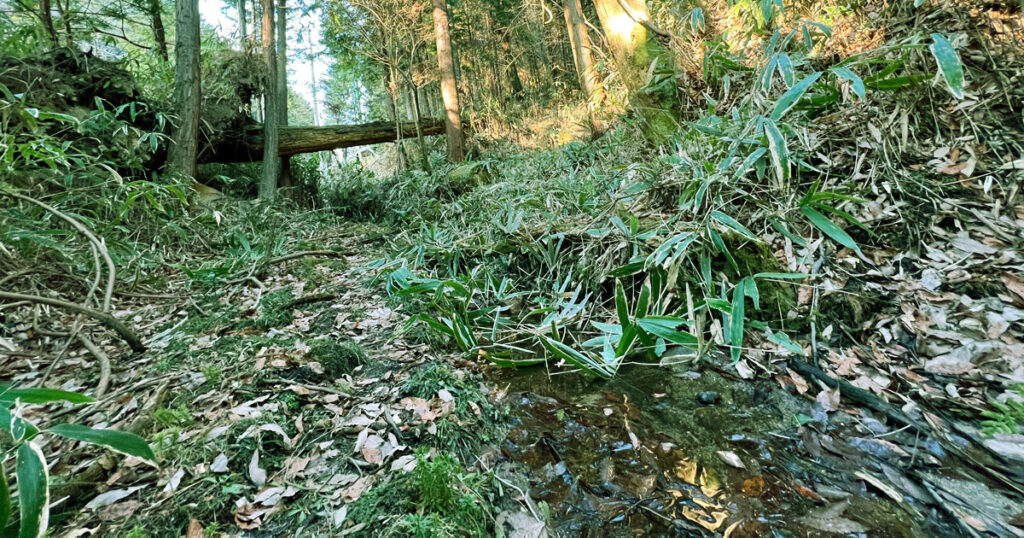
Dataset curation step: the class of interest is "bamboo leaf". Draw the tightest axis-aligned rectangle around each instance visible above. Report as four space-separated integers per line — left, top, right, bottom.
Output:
47 424 156 465
770 72 822 120
831 66 865 99
711 211 757 241
802 205 860 252
16 442 48 538
0 469 10 529
636 316 697 345
0 386 93 405
763 118 789 186
730 280 746 362
929 33 964 99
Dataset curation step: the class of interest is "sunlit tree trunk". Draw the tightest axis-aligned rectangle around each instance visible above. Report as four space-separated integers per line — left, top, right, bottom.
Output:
564 0 604 134
149 0 168 61
432 0 464 162
260 0 279 199
169 0 200 178
277 0 292 188
593 0 676 141
237 0 248 48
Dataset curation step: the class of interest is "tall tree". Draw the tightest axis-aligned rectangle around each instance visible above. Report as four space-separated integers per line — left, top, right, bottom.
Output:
237 0 248 48
260 0 280 199
169 0 201 178
39 0 58 46
431 0 464 162
563 0 603 133
148 0 169 61
277 0 291 187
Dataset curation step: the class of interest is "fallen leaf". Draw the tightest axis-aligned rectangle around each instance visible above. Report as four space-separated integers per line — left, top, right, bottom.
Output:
495 510 547 538
86 486 145 510
186 519 204 538
211 453 229 473
249 449 267 488
716 450 745 469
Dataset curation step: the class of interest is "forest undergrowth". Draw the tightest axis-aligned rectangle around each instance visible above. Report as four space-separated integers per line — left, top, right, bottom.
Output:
3 0 1024 535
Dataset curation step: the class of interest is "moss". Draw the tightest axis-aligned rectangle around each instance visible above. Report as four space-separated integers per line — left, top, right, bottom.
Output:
347 448 493 538
256 286 295 329
310 339 366 378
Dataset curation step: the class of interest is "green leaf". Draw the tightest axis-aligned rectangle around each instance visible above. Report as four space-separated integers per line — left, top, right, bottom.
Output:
929 33 964 99
16 442 48 538
754 272 812 280
802 205 860 252
730 280 746 362
766 329 805 356
47 424 156 464
0 468 10 529
711 211 757 241
831 66 865 99
636 317 697 345
763 118 789 186
540 335 613 378
770 71 822 120
0 407 39 441
615 281 630 329
0 386 94 405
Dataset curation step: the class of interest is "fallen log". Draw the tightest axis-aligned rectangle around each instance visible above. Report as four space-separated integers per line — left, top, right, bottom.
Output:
198 119 445 163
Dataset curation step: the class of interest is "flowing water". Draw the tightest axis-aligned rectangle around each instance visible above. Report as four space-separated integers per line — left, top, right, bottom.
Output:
494 363 934 537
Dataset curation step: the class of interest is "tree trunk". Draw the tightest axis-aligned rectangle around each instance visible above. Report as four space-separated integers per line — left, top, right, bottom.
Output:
54 0 73 47
237 0 248 48
277 0 291 188
564 0 605 134
197 121 445 163
39 0 58 46
593 0 676 141
260 0 279 199
168 0 200 178
149 0 168 61
501 31 523 96
433 0 464 162
308 26 319 126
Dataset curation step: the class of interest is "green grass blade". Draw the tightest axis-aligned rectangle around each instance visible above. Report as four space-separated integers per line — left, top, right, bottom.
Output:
763 118 789 186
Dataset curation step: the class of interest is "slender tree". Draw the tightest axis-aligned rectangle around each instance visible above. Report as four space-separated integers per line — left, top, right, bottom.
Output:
260 0 280 199
39 0 58 46
148 0 169 61
277 0 292 187
237 0 248 48
564 0 604 133
432 0 464 162
169 0 201 178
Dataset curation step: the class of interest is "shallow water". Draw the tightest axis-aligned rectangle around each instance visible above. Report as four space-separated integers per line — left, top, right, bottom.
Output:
494 363 934 536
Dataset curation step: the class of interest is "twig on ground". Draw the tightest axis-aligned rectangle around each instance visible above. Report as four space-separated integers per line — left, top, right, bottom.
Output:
3 191 116 312
76 333 112 397
0 292 146 352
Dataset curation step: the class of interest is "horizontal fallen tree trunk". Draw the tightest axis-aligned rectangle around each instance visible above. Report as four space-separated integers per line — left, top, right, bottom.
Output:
199 120 445 163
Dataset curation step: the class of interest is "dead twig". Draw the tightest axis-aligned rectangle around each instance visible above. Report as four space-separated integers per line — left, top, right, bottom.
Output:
0 292 146 352
76 333 112 397
2 191 116 312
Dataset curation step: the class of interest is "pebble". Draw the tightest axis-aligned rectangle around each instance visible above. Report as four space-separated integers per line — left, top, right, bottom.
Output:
696 391 719 405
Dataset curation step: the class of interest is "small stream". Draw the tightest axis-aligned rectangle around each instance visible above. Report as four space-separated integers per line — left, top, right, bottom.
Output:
493 363 932 537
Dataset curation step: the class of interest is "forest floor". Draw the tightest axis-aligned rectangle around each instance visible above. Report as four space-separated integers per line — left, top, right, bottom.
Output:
11 199 1024 537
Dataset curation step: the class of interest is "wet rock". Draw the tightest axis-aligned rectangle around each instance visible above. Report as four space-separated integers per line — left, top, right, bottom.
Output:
696 391 719 405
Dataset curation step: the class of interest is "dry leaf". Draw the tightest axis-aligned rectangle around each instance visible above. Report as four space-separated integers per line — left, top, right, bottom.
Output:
249 450 267 488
